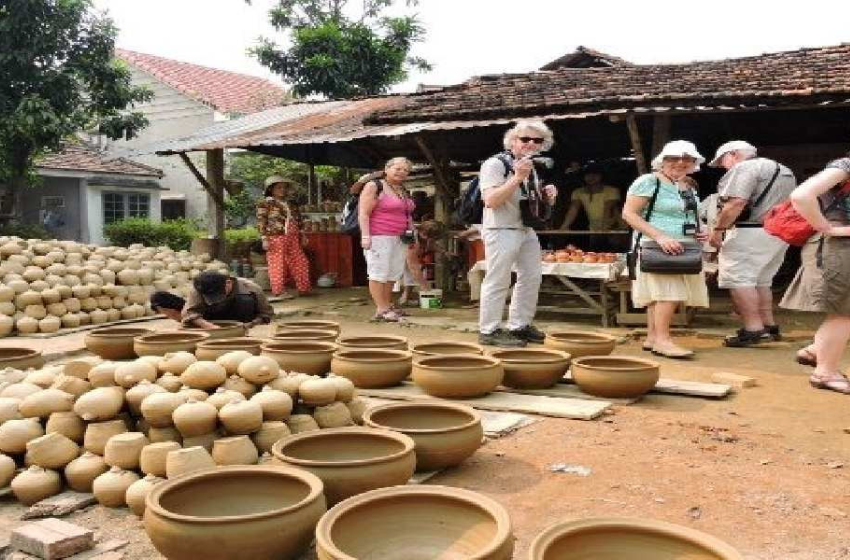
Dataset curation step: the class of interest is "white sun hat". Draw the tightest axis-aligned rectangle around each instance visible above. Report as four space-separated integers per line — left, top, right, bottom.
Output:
650 140 706 171
708 140 757 167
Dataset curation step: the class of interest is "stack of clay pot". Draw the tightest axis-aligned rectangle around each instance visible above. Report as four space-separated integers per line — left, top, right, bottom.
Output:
0 236 230 337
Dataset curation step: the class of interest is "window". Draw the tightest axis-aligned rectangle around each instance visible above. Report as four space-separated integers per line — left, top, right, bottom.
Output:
103 192 149 223
127 194 149 218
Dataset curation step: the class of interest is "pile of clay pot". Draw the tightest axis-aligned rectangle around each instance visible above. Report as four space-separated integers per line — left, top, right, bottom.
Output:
0 351 365 517
0 236 229 337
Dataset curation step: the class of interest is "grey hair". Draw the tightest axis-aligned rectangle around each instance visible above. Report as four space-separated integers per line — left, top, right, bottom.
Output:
503 119 555 151
384 157 413 171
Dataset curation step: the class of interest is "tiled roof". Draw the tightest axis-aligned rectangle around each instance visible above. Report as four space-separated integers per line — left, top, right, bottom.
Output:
539 46 633 71
373 43 850 124
38 143 163 177
116 49 288 115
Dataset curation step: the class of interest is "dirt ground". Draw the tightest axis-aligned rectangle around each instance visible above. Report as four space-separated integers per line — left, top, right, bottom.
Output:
1 288 848 560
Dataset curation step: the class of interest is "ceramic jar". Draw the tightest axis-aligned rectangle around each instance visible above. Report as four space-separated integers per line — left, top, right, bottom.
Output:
104 432 149 470
140 441 182 477
126 474 165 517
219 400 264 435
250 388 293 421
64 452 109 492
84 327 154 359
134 332 211 357
286 414 320 434
543 330 617 359
93 466 140 507
1 382 42 400
141 392 186 428
159 351 197 375
181 361 227 390
313 402 354 429
0 348 45 370
73 386 124 421
173 400 218 437
181 432 219 453
25 432 80 469
0 397 21 425
0 453 16 487
489 348 571 389
331 349 413 388
0 418 44 454
260 341 338 376
148 426 182 445
251 421 291 454
236 356 280 385
266 373 307 398
346 397 368 425
114 360 158 388
87 362 119 387
45 411 85 443
179 321 247 340
412 355 504 398
84 419 128 455
298 378 337 406
327 376 355 403
155 373 183 393
215 350 256 375
125 380 167 416
165 446 216 479
336 335 409 351
12 466 62 505
19 388 74 419
212 436 259 466
223 375 258 398
196 339 263 362
50 374 92 399
570 356 660 398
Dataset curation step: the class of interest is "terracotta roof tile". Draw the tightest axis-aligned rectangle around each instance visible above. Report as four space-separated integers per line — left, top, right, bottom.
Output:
38 143 163 177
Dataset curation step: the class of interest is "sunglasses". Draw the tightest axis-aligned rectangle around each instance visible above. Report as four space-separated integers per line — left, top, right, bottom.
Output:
518 136 544 145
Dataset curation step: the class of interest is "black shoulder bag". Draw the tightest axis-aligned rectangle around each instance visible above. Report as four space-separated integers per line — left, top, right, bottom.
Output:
736 163 781 224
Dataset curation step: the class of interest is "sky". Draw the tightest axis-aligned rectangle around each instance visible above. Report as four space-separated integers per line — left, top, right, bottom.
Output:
93 0 850 93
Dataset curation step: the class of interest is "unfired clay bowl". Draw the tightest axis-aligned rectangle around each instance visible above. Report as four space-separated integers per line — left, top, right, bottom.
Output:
144 465 326 560
0 348 45 371
336 335 409 351
134 332 211 357
271 330 338 344
85 327 155 359
260 341 338 376
363 402 483 471
194 338 263 361
275 320 341 337
412 354 504 398
411 342 484 361
489 349 571 389
271 427 415 506
570 356 660 398
528 517 743 560
330 349 412 388
179 321 247 340
316 485 514 560
543 331 616 359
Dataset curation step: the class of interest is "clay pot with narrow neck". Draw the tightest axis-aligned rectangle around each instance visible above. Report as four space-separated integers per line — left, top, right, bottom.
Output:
570 356 660 398
275 319 340 336
141 392 186 428
490 348 571 389
411 341 484 361
85 327 154 359
93 466 140 507
336 335 408 351
179 320 247 340
173 400 218 438
214 350 256 376
219 400 263 435
250 387 292 421
12 466 62 505
65 452 108 492
412 354 504 398
270 329 337 344
181 361 227 390
251 421 291 454
134 332 211 357
126 380 167 416
0 348 45 371
19 388 74 419
165 446 216 479
25 431 80 469
45 411 85 443
286 414 320 434
0 417 44 454
141 441 182 477
331 349 413 388
543 330 617 359
104 431 149 470
236 356 280 385
260 341 338 377
212 436 259 466
195 338 263 362
84 419 128 455
126 474 165 518
0 454 14 487
313 402 353 429
73 386 124 422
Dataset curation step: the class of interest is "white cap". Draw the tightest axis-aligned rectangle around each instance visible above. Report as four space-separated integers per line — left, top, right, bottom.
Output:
709 140 757 167
650 140 705 171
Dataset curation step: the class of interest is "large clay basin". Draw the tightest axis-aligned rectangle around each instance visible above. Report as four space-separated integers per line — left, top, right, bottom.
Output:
275 320 341 337
179 320 247 340
316 485 514 560
570 356 660 398
543 331 616 359
271 427 415 506
490 349 571 389
412 354 503 398
261 341 338 376
144 465 326 560
331 349 412 388
85 327 155 359
528 517 743 560
336 335 408 351
0 348 45 371
194 337 263 361
134 332 211 357
411 341 484 361
363 402 483 471
271 330 338 344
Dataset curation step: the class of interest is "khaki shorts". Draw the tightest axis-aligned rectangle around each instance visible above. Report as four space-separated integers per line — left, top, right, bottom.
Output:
822 236 850 315
718 227 788 289
365 235 406 283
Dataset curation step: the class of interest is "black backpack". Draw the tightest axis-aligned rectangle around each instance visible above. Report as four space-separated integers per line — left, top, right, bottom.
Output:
340 182 383 236
457 153 513 225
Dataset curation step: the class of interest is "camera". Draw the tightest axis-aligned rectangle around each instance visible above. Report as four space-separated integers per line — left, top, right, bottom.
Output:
400 230 416 245
680 189 699 212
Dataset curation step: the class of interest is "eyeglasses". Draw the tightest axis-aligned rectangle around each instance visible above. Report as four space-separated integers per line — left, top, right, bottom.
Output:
518 136 545 145
663 155 697 163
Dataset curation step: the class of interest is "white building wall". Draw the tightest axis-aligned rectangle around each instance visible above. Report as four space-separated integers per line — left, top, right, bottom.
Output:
84 183 163 246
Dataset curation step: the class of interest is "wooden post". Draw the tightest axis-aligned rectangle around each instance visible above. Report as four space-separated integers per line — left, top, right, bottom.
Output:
308 163 316 205
651 115 671 159
625 114 649 175
205 149 226 259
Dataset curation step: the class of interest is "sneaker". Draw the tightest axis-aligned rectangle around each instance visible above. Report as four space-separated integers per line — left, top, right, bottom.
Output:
765 325 781 341
509 324 546 344
479 329 527 348
724 328 771 348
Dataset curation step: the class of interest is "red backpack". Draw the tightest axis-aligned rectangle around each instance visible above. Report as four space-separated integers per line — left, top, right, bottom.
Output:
764 181 850 246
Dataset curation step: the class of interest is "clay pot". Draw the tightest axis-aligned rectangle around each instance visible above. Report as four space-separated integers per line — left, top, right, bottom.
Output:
126 474 164 517
114 360 158 388
0 453 16 487
1 382 42 400
275 320 340 336
149 426 183 445
412 355 504 398
165 446 216 479
206 388 245 410
85 327 154 359
19 388 74 419
181 361 227 390
528 517 743 560
331 349 413 388
266 373 307 398
570 356 660 398
298 378 337 406
65 452 109 492
26 431 80 469
179 320 247 340
0 418 44 454
195 339 262 362
251 421 291 454
346 397 368 425
125 380 167 416
182 431 219 453
45 411 85 443
173 400 219 437
24 367 60 389
104 431 149 470
140 442 182 478
141 392 186 428
214 350 257 375
327 376 356 403
544 330 617 359
313 402 354 429
93 465 140 507
12 466 62 505
219 400 264 435
84 419 128 455
0 348 44 370
489 348 571 389
144 466 327 560
156 372 183 393
88 361 119 387
270 329 337 344
73 386 124 421
222 375 258 397
134 332 211 357
236 356 281 385
272 427 416 506
411 341 485 360
178 386 209 402
50 374 92 399
316 485 514 560
260 341 337 376
250 387 293 421
286 414 320 434
212 435 259 466
159 351 197 375
336 335 408 351
364 402 483 471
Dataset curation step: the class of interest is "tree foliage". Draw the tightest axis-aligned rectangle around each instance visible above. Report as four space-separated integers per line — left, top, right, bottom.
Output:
251 0 430 99
0 0 151 219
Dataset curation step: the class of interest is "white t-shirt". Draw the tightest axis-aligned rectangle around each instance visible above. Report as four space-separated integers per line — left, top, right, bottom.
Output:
478 155 538 229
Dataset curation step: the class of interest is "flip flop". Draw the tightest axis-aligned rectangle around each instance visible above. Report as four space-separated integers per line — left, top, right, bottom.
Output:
651 346 694 359
796 348 817 367
809 373 850 395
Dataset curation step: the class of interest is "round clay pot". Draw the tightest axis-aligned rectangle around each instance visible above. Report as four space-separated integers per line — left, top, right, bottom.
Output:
144 465 327 560
313 402 354 429
527 517 743 560
411 341 485 361
85 327 154 359
0 348 45 370
207 388 246 410
181 361 227 390
316 485 514 560
12 466 63 505
26 431 80 469
141 442 182 477
346 397 368 425
236 355 280 385
260 341 338 376
104 432 149 470
45 411 85 443
126 381 167 416
126 474 164 517
271 427 416 506
215 350 256 375
489 348 571 389
134 332 211 357
148 426 182 445
165 446 216 479
331 349 413 388
93 466 140 507
297 378 337 406
570 356 660 398
327 376 355 403
84 419 127 455
0 454 14 487
250 388 293 421
19 388 74 419
0 418 44 454
65 452 109 492
173 400 219 437
159 351 197 375
181 432 219 453
87 362 119 387
336 335 408 351
195 338 263 361
141 392 186 428
223 375 258 397
219 400 264 435
286 414 320 434
179 320 247 340
412 354 504 398
73 386 124 421
0 397 21 425
543 330 616 359
270 329 337 343
275 320 340 336
251 421 291 454
363 402 483 471
212 436 259 466
1 382 42 400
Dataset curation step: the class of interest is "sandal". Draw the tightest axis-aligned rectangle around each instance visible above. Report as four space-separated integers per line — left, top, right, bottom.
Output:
372 309 404 323
809 373 850 395
390 304 409 317
651 344 694 359
641 341 654 352
796 347 817 367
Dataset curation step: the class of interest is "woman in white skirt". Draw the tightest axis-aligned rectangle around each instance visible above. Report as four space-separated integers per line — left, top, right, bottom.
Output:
622 140 709 358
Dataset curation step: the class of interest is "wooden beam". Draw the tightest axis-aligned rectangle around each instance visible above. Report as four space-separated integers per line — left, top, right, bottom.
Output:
178 152 225 208
625 114 649 175
651 114 671 158
205 149 226 255
414 136 451 200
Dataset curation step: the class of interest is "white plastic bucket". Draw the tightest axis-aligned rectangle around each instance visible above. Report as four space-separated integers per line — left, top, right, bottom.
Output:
419 289 443 309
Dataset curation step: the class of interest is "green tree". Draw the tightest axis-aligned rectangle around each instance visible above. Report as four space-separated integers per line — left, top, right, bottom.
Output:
251 0 431 99
0 0 151 221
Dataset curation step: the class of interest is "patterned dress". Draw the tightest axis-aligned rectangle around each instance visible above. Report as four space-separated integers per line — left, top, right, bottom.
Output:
256 197 311 295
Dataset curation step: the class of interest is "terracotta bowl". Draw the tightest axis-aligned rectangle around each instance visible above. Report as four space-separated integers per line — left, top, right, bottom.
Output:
144 465 326 560
270 330 338 344
489 349 571 389
271 427 415 507
363 402 483 471
260 341 338 376
179 321 247 340
275 320 341 337
528 517 743 560
336 335 409 351
134 332 211 357
84 327 154 359
0 348 45 371
194 337 264 361
316 485 514 560
412 354 504 398
543 331 616 359
570 356 660 398
330 349 412 388
411 341 484 361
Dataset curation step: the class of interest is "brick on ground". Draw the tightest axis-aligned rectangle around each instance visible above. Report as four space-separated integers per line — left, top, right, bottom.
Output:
711 371 757 389
10 518 94 560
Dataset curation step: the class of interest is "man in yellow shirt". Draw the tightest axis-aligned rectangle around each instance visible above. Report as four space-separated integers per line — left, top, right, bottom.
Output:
560 167 622 231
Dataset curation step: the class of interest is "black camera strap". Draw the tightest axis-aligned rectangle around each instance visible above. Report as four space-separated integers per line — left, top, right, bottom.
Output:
631 177 662 253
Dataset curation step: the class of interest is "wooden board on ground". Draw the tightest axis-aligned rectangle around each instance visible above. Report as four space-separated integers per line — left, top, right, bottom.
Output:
497 384 638 405
22 492 96 520
357 383 611 420
560 373 731 399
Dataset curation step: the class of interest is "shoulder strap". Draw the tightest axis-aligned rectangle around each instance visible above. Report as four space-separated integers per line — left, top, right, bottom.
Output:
494 153 513 178
751 163 781 209
632 177 662 251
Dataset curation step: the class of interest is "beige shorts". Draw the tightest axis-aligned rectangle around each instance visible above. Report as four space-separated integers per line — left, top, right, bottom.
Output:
365 235 406 283
718 227 788 289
